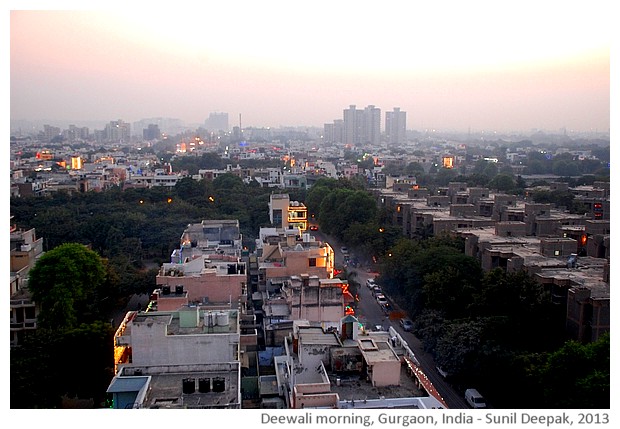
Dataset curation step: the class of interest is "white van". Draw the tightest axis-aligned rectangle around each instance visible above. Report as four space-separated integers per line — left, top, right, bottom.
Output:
464 388 487 408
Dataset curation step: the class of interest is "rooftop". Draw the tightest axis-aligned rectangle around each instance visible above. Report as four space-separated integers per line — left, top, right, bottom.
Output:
109 363 241 409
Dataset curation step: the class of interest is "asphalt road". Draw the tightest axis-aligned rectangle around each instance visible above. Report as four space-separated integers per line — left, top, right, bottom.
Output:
315 228 470 409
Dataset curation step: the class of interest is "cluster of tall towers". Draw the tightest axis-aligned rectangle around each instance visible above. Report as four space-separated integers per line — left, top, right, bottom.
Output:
324 105 406 145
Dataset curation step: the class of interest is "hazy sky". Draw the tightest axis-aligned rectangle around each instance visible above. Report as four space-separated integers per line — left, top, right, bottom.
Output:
7 1 612 133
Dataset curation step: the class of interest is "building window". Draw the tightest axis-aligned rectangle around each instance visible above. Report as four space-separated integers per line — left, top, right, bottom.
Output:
309 258 317 267
273 209 283 227
554 250 561 256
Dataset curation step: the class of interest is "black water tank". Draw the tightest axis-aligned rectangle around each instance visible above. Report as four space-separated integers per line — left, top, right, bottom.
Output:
182 378 195 394
162 286 171 295
212 377 225 392
175 285 184 295
198 378 211 393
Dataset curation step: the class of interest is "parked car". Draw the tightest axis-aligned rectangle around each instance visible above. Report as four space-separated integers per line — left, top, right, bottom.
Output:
372 286 382 297
465 388 487 409
366 278 376 289
400 318 413 332
340 246 349 255
376 294 388 306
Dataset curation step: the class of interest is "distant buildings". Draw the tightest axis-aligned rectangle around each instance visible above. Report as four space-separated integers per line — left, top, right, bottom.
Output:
323 104 407 146
386 107 407 145
142 123 161 141
205 112 229 132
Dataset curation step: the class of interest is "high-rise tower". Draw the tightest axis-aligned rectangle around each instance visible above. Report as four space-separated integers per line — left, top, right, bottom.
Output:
386 107 406 144
343 104 381 145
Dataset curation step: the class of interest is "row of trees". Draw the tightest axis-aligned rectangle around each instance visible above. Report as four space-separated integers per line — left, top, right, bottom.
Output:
377 235 609 408
306 177 402 264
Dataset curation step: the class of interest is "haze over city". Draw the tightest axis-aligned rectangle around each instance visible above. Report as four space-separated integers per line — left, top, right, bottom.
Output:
8 1 612 133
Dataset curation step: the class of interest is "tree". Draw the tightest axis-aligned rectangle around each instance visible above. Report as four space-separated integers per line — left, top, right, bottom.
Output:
60 321 116 406
435 167 458 186
488 173 515 192
174 176 206 200
28 243 107 329
532 333 609 408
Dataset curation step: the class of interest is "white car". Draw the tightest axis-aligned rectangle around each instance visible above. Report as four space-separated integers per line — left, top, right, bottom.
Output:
376 294 388 306
340 246 349 255
366 278 376 288
465 388 487 408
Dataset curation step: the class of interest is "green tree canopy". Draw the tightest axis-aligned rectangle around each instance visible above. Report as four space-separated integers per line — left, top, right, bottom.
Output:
28 243 107 329
532 333 610 408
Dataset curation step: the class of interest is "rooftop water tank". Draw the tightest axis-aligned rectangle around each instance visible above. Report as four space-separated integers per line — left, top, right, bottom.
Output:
212 377 225 392
198 378 211 393
182 378 195 394
216 311 230 326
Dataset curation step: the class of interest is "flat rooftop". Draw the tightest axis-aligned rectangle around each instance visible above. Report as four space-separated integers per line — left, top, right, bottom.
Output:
114 363 240 409
127 308 239 335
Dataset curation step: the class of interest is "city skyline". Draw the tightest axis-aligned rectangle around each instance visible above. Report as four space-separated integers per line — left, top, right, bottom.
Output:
8 1 612 134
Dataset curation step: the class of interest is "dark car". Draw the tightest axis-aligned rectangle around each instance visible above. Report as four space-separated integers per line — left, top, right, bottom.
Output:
309 225 318 231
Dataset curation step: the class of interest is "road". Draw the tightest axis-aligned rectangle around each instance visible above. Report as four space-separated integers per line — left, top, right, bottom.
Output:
315 228 469 409
351 267 468 409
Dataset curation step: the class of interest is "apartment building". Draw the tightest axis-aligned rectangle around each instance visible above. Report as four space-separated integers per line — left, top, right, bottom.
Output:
255 228 335 294
343 105 381 146
385 107 407 145
375 179 610 344
10 224 44 346
108 308 242 409
178 219 243 259
268 193 308 231
267 320 445 409
154 255 246 309
281 274 354 326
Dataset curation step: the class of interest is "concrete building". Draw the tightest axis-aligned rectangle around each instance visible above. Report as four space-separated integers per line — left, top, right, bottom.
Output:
10 224 44 346
268 193 308 231
124 169 180 188
177 219 243 259
458 225 610 343
268 319 446 409
343 105 381 146
106 361 241 409
255 227 335 294
155 254 246 309
385 107 406 145
282 274 354 326
205 112 229 132
109 306 248 408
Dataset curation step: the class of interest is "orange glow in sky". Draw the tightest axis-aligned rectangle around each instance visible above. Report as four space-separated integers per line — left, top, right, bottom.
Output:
7 1 611 132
